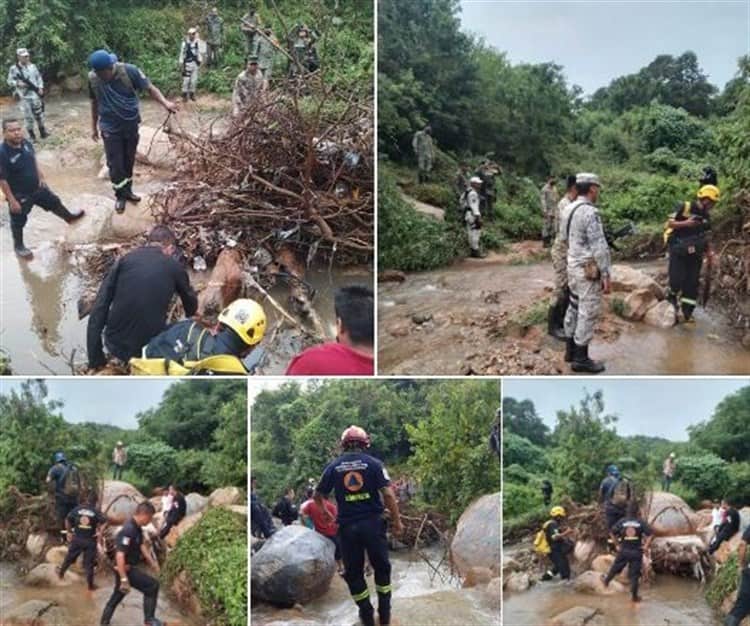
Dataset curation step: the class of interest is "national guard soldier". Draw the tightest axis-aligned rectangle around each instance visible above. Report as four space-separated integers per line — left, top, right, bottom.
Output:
547 175 577 340
58 492 107 592
232 57 266 116
7 48 48 141
464 176 485 258
204 7 224 67
561 173 610 373
412 124 434 183
241 3 261 56
541 176 558 247
257 28 278 80
314 426 404 626
476 160 499 220
179 28 202 102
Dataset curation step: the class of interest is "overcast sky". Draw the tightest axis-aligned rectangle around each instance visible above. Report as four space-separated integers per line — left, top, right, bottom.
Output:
503 378 748 440
0 379 175 429
460 0 750 95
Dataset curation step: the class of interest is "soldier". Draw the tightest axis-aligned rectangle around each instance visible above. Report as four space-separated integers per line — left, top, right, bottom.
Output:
412 124 434 184
179 28 202 102
464 176 485 258
561 173 610 373
540 176 558 247
547 175 577 340
455 162 470 199
476 160 499 220
241 4 261 57
204 7 224 67
289 25 319 76
7 48 48 141
232 57 266 116
257 28 278 80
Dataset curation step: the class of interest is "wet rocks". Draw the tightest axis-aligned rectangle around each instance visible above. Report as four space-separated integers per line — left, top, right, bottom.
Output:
503 571 530 593
185 492 210 516
101 480 146 522
3 599 69 625
251 525 336 607
451 492 501 576
137 125 178 169
380 589 495 625
208 486 243 507
643 300 677 328
25 533 47 558
462 566 494 588
165 511 205 548
573 539 596 564
486 577 502 609
610 264 665 299
622 288 658 321
62 194 115 246
548 606 606 626
572 570 625 595
25 563 81 587
651 535 705 572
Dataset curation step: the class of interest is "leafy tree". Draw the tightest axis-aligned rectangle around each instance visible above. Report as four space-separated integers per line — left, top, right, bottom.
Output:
502 397 549 446
503 431 549 472
201 390 248 490
673 453 730 500
688 386 750 461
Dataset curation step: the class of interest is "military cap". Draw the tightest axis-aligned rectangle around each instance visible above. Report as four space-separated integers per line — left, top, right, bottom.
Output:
576 172 601 187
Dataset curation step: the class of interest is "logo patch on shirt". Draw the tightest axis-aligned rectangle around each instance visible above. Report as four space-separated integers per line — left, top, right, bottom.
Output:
343 471 364 492
122 536 130 546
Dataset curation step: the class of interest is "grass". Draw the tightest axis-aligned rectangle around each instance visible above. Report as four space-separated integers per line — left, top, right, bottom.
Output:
513 301 549 327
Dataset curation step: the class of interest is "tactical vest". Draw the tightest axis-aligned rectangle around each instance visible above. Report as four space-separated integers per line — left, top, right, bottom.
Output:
88 63 135 99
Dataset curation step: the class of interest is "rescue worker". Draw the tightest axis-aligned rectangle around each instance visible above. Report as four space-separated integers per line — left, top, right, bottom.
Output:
547 175 578 340
412 125 434 183
7 48 48 141
661 452 676 492
709 499 741 555
599 465 630 531
158 485 186 539
561 173 610 373
87 225 198 370
0 117 84 259
540 176 558 247
58 492 107 592
489 409 501 464
541 480 553 507
179 28 202 102
142 298 266 363
250 476 276 538
257 28 278 80
46 452 81 535
464 176 485 258
204 7 224 67
724 521 750 626
541 506 574 581
88 49 179 213
315 426 404 626
231 57 266 116
100 501 162 626
112 441 127 480
272 488 299 526
665 185 719 323
602 501 653 603
241 4 261 56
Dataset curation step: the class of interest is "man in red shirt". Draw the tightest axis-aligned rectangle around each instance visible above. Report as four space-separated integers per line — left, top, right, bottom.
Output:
300 488 343 574
286 285 374 375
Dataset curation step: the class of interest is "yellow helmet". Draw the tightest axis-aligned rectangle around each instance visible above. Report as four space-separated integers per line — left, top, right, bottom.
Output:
697 184 720 202
550 506 566 518
218 299 266 346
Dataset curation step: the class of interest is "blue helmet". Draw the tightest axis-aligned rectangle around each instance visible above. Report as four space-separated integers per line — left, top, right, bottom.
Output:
88 49 117 71
53 451 66 463
607 464 620 476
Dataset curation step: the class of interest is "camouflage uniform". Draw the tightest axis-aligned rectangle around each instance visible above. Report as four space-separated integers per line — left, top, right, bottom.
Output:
541 182 558 244
179 37 202 97
412 130 434 182
232 67 265 116
256 33 276 80
205 13 224 66
7 60 46 138
561 197 611 346
464 187 482 254
241 11 260 56
551 195 573 297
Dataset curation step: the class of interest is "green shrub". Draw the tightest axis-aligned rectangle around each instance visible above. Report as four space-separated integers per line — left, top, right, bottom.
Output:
674 453 730 500
668 482 701 509
411 182 457 210
503 431 549 472
503 481 544 519
502 504 549 543
706 552 739 611
164 507 247 626
126 442 178 492
727 462 750 505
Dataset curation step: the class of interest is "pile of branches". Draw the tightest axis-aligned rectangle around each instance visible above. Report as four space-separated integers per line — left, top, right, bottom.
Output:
0 486 55 561
154 74 373 270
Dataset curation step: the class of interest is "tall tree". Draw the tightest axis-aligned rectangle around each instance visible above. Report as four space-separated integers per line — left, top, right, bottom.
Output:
688 386 750 461
502 397 549 446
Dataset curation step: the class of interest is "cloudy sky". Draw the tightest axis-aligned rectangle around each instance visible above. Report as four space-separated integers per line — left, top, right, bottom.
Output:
503 378 748 440
460 0 750 95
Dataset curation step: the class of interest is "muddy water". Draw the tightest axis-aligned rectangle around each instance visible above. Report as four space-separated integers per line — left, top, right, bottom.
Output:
0 561 200 625
252 548 498 626
503 574 720 625
378 257 749 375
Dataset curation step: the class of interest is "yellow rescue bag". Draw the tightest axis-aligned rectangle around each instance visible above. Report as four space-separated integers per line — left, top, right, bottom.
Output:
533 520 554 555
129 354 248 376
663 201 691 245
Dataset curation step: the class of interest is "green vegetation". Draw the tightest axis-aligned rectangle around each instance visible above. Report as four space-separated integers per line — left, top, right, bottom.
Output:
164 507 247 626
251 379 498 524
706 552 739 610
378 0 750 270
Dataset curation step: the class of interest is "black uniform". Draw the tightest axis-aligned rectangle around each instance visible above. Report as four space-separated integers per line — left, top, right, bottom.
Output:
667 200 710 320
59 504 107 589
544 519 571 580
100 518 159 626
144 320 247 361
318 451 392 626
250 492 275 538
47 462 79 528
725 526 750 626
709 507 740 555
87 245 198 368
604 517 652 600
272 495 299 526
599 475 629 530
159 492 187 539
541 481 553 506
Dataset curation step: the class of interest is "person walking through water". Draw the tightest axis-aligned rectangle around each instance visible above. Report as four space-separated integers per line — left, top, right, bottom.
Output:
315 426 404 626
112 441 127 480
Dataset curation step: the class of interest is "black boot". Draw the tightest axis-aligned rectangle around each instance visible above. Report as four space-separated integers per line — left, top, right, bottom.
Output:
548 301 567 341
115 197 126 214
50 202 85 224
571 343 605 374
38 124 50 139
123 186 141 203
27 128 37 142
564 337 575 362
11 226 33 259
189 92 196 101
182 92 188 102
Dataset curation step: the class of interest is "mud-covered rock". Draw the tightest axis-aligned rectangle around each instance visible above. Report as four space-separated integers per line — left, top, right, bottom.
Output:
63 195 114 246
185 493 209 516
3 599 69 625
25 563 81 587
573 539 596 564
610 265 665 299
101 480 146 522
548 606 607 626
26 533 47 558
451 493 500 576
622 288 658 321
572 570 625 595
504 571 530 593
643 301 677 328
137 125 177 169
462 566 494 588
486 577 502 609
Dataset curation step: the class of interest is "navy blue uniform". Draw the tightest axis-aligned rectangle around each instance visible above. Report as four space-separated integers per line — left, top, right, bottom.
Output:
544 519 571 580
604 517 652 600
100 519 159 625
726 526 750 626
318 451 392 626
46 462 79 527
59 505 107 589
599 475 629 529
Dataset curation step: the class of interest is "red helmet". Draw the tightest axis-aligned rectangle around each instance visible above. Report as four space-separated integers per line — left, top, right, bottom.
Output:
341 425 370 447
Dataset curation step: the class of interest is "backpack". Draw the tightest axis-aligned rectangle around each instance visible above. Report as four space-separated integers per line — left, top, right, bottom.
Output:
533 520 554 555
61 464 81 498
609 476 631 507
88 62 135 98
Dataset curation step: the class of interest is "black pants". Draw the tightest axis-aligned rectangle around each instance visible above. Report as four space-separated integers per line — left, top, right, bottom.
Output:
726 568 750 626
605 547 642 599
100 566 159 625
339 516 392 626
60 536 97 589
251 501 275 538
55 496 77 530
325 533 342 562
668 251 703 319
548 547 571 580
113 464 124 480
9 186 69 230
709 524 737 555
103 129 139 199
159 513 184 539
605 504 626 531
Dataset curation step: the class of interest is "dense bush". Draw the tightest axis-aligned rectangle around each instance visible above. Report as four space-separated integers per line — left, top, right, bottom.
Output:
727 462 750 505
503 482 543 519
503 432 548 472
126 442 179 491
671 453 729 500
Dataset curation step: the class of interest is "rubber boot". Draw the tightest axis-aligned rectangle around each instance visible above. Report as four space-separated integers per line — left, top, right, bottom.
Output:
38 123 50 139
123 183 141 203
50 202 85 224
27 128 36 142
571 343 605 374
115 197 127 214
548 302 567 341
11 226 33 259
189 92 196 101
564 337 575 363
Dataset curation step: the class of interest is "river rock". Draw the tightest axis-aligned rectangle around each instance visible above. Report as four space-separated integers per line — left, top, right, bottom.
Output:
208 486 242 507
643 300 677 328
643 491 699 536
110 199 156 238
610 264 665 299
137 125 177 169
502 555 521 577
590 554 613 574
451 493 500 576
186 492 209 516
379 270 407 283
486 577 502 609
26 533 47 557
651 535 705 573
714 532 743 565
463 566 494 588
101 480 146 522
63 194 114 246
375 590 495 625
166 511 204 548
573 539 596 564
25 563 81 587
44 545 83 574
573 570 625 595
251 525 336 607
3 599 69 624
548 606 607 626
622 288 658 321
504 571 530 593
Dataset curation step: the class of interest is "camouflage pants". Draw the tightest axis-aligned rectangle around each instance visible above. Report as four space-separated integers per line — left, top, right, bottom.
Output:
564 267 602 346
542 211 555 239
551 238 568 298
182 61 199 94
465 211 480 251
18 93 44 132
260 63 273 80
417 153 433 173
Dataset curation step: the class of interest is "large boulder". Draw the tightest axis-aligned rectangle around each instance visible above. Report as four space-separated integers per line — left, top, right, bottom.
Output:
3 600 69 625
503 571 530 593
610 265 665 299
137 125 177 169
643 491 700 536
208 486 243 507
25 563 81 587
26 533 46 558
548 606 607 626
44 546 82 574
572 570 625 595
165 511 205 548
462 566 494 588
101 480 146 522
643 300 677 328
251 525 336 607
622 288 659 321
450 493 500 576
486 577 502 610
186 492 210 516
110 199 156 239
573 539 596 564
590 554 630 584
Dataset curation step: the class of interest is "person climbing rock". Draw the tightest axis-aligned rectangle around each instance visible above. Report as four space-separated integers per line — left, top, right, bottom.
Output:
158 485 186 540
0 117 84 259
602 501 653 603
709 499 740 555
272 487 299 526
58 492 107 592
599 465 631 531
724 522 750 626
541 480 553 507
46 451 82 536
540 506 574 581
661 452 676 492
314 426 404 626
100 501 162 626
300 488 344 574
